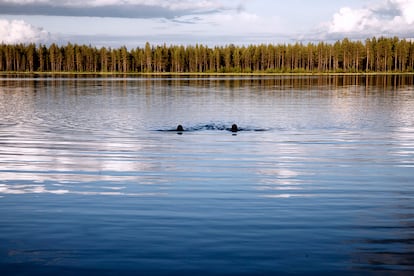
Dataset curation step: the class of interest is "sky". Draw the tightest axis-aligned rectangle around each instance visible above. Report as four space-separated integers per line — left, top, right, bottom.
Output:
0 0 414 47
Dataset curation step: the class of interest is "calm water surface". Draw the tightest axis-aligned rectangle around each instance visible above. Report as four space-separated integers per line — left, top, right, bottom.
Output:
0 75 413 275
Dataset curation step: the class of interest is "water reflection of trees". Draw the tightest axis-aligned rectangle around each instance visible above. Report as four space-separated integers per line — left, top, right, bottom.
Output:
178 75 414 90
1 75 413 92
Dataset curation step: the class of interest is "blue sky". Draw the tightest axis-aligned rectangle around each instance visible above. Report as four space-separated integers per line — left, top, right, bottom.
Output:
0 0 413 47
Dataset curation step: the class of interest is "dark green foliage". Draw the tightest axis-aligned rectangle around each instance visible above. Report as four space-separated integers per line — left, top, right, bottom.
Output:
0 37 413 73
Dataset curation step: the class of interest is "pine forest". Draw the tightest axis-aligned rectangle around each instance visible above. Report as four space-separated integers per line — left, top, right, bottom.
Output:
1 37 414 73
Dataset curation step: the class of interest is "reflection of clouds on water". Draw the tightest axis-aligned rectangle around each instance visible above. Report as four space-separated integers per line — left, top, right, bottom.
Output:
252 138 316 199
256 167 303 186
0 171 144 184
0 184 68 195
0 81 170 197
255 166 314 199
258 167 301 179
391 126 414 168
0 183 167 197
0 128 171 197
384 86 414 167
256 186 301 191
0 122 168 184
261 194 314 198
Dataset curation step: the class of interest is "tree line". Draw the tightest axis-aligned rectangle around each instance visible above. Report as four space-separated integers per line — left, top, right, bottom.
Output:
1 37 414 73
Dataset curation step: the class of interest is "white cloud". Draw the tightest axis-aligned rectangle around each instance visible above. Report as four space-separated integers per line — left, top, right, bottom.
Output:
173 8 283 38
325 0 414 38
329 7 373 33
0 19 50 44
396 0 414 24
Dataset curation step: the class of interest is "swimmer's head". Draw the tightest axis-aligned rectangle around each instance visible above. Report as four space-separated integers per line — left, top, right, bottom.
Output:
231 124 238 132
176 125 184 131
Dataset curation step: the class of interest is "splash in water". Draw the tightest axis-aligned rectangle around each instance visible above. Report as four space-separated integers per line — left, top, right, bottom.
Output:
157 123 269 132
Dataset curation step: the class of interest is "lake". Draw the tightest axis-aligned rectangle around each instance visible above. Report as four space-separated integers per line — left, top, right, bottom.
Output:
0 74 413 275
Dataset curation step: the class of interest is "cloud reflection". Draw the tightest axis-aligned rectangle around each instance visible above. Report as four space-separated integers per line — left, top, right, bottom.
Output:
255 162 312 198
261 194 314 199
0 183 166 197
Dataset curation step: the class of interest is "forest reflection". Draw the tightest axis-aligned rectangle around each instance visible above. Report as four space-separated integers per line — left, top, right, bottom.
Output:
0 74 413 92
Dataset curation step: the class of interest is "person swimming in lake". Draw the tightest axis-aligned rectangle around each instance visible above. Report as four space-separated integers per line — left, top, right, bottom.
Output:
176 125 184 131
231 124 238 132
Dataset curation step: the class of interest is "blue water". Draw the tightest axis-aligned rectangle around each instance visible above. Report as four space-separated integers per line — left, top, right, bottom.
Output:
0 75 413 275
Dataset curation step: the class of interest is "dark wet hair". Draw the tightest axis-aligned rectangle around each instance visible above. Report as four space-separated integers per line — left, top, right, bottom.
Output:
231 124 238 132
176 125 184 131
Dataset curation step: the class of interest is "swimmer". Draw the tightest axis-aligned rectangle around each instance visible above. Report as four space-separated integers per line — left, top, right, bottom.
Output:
231 124 238 132
176 124 184 132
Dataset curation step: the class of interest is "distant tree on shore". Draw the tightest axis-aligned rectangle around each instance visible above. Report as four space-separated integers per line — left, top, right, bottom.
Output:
1 37 414 73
